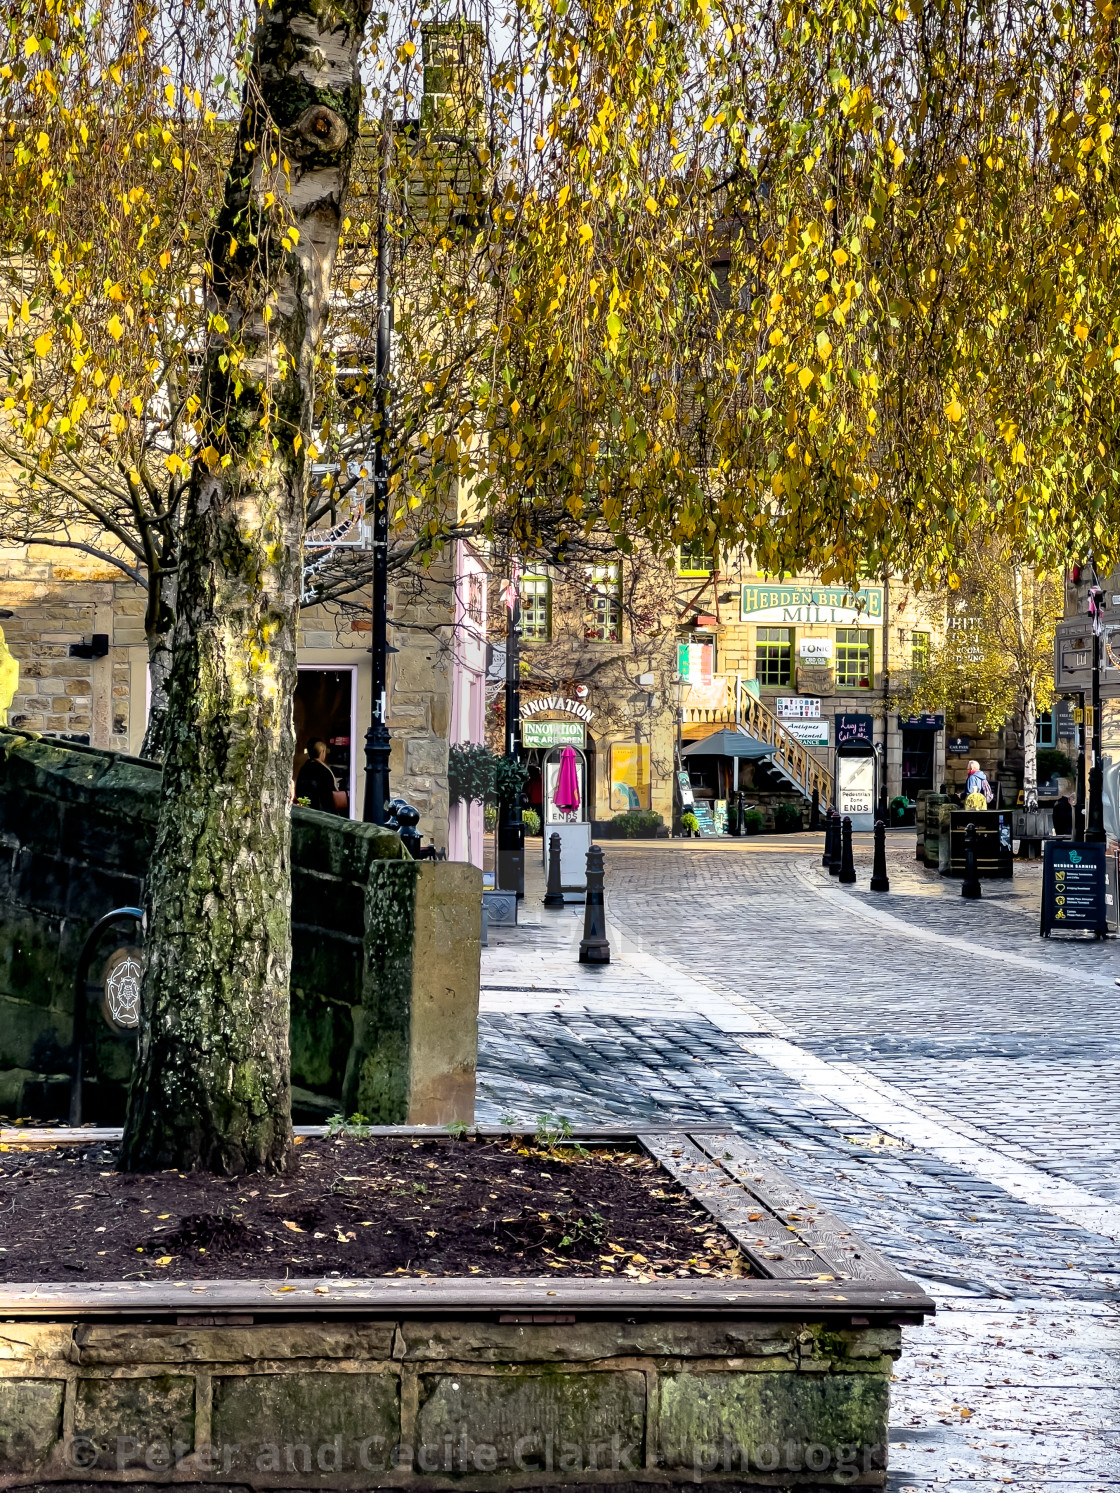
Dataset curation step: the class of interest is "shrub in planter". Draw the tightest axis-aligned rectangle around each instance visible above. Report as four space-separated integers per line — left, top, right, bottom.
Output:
1037 747 1073 782
742 808 764 835
493 754 530 804
611 809 664 838
522 808 541 836
774 802 802 833
680 811 699 836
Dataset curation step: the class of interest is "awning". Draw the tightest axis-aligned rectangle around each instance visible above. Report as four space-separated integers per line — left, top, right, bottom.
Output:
680 730 775 761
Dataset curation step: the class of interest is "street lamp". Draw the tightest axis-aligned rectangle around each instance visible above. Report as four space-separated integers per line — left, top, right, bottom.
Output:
496 560 524 895
363 119 392 827
1085 563 1106 843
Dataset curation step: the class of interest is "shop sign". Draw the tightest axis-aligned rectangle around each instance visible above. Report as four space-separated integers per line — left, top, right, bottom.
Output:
777 696 821 718
898 712 944 730
835 712 874 748
947 735 971 755
677 640 714 685
522 719 586 749
677 769 694 806
782 719 829 746
799 637 834 660
741 583 884 626
521 694 595 724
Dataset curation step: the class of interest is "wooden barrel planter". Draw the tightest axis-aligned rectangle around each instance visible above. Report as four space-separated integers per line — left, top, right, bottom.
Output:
0 1127 933 1491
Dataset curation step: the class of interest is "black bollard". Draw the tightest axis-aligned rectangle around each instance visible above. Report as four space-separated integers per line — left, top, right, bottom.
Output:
579 843 611 963
870 819 890 892
829 810 843 876
962 821 982 899
810 786 820 832
543 831 566 907
822 809 834 867
838 815 857 884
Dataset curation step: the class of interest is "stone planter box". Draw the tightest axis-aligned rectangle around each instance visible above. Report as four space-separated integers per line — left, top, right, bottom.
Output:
0 1128 933 1490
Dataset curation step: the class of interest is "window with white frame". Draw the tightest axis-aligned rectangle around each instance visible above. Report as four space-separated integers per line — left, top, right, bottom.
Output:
520 576 551 640
585 564 621 641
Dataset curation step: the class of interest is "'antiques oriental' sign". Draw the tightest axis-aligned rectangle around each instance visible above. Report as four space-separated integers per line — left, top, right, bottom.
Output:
741 584 884 625
522 719 586 749
520 695 595 724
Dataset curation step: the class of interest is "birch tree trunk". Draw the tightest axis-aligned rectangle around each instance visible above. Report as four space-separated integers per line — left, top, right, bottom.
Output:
1022 688 1038 810
121 0 370 1174
140 572 177 762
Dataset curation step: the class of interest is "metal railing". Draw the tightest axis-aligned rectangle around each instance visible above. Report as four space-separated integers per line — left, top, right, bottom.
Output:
681 676 833 811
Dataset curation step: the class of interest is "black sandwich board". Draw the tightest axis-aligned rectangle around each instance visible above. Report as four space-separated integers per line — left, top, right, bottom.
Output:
947 811 1014 879
1040 841 1113 938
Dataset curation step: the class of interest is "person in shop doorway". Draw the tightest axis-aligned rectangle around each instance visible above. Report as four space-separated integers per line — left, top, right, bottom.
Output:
1051 793 1073 840
295 738 340 813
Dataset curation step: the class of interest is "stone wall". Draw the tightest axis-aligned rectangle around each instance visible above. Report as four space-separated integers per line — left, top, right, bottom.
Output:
0 1312 898 1489
0 732 480 1126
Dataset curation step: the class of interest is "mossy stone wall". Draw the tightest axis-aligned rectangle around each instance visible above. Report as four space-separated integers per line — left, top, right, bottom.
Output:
0 731 478 1125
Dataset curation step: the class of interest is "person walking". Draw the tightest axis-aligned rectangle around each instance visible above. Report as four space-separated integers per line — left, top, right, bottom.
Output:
965 759 994 804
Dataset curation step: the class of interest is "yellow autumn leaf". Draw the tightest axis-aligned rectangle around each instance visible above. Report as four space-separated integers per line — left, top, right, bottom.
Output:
1075 322 1089 342
107 314 124 341
155 1255 173 1267
282 1219 305 1233
33 332 52 358
945 397 963 423
797 367 814 390
578 224 592 243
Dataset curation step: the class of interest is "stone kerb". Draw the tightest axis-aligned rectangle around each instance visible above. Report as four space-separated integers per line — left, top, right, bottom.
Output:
0 731 480 1127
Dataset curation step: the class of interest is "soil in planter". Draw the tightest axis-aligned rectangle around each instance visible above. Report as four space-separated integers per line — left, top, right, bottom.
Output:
0 1136 752 1283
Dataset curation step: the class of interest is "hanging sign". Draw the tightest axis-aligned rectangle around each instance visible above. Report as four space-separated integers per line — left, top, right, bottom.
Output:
947 735 971 756
1040 841 1111 937
522 719 585 749
677 769 695 806
777 697 821 718
521 694 595 723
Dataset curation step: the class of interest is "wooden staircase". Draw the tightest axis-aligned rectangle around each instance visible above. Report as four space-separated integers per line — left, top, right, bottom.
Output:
682 677 833 811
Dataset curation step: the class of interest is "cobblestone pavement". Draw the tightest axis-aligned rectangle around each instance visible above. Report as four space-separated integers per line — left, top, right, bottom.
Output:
476 835 1120 1491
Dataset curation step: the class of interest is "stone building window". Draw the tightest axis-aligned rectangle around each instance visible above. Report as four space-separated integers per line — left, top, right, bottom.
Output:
585 564 621 641
910 630 930 670
678 540 714 576
755 627 792 686
836 628 873 688
520 576 551 641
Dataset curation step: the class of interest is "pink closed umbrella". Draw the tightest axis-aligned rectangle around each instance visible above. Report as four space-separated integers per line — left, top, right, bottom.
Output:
553 746 581 814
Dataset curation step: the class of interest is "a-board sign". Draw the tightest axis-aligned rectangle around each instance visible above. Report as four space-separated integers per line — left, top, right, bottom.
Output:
947 811 1014 879
1040 840 1112 938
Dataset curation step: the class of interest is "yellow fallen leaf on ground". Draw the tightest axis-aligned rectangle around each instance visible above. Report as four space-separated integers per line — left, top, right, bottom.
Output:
282 1220 304 1233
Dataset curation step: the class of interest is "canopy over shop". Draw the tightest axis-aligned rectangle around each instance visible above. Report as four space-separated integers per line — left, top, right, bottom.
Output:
680 729 775 833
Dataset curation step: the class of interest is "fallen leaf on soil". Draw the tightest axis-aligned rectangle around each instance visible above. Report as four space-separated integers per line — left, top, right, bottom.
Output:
282 1220 304 1233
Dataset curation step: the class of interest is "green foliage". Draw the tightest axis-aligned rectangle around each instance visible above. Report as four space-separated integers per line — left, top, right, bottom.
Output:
774 803 803 833
1037 748 1073 781
534 1112 574 1150
326 1112 372 1139
610 809 664 838
444 1119 470 1139
493 755 529 804
742 809 764 835
680 810 699 835
448 742 497 804
522 807 541 835
483 803 498 832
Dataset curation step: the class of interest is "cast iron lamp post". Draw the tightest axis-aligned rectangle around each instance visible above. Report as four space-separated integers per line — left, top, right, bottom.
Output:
363 121 392 826
496 564 524 895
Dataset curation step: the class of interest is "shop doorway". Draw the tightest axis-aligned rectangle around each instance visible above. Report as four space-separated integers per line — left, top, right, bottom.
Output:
294 667 357 817
901 727 935 796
